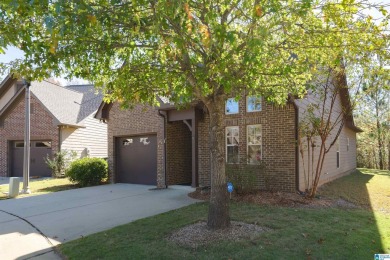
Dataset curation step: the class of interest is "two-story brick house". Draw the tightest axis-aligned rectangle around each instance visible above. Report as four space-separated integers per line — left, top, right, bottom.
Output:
95 78 361 192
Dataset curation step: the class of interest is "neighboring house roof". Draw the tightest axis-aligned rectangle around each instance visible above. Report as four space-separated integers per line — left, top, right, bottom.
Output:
0 75 102 127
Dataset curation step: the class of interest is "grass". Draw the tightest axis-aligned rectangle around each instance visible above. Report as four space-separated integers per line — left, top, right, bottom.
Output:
319 168 390 214
0 177 78 200
59 168 390 259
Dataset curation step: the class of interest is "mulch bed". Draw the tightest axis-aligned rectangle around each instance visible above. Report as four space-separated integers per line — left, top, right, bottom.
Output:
188 190 359 209
168 190 359 248
167 221 270 248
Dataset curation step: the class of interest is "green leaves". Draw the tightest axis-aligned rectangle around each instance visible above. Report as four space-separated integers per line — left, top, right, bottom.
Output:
0 0 388 107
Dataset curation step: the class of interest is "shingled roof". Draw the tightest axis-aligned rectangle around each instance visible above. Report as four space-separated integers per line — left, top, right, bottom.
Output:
0 76 102 127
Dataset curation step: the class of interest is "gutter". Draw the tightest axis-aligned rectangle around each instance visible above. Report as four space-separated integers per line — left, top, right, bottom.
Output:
158 110 168 188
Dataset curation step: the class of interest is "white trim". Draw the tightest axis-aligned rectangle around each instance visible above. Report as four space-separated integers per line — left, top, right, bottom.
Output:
247 124 262 164
225 98 239 115
226 126 239 163
246 95 262 112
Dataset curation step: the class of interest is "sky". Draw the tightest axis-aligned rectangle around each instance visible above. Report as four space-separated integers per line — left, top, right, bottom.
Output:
0 1 388 85
0 46 88 85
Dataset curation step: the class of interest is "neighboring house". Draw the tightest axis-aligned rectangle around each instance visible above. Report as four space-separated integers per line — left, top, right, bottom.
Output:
0 75 107 177
95 77 361 192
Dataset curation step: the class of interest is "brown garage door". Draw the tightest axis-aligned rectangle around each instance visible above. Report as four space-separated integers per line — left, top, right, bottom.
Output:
116 135 157 185
11 141 53 177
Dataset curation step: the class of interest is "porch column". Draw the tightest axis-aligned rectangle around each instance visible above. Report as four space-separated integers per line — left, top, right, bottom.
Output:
191 112 198 187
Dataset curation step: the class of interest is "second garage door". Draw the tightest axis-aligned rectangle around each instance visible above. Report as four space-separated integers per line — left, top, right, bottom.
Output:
116 135 157 185
11 140 53 177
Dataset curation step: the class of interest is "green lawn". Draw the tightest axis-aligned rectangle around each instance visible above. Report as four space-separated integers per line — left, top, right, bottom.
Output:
59 168 390 259
319 168 390 214
0 177 78 200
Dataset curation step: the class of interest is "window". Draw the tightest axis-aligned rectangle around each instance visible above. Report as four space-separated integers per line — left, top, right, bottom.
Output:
336 138 340 168
226 126 239 163
247 125 262 164
347 138 350 152
247 96 262 112
226 98 239 114
15 142 25 148
122 139 133 146
35 141 51 148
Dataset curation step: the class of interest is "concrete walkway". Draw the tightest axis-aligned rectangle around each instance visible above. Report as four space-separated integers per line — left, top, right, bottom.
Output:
0 184 198 259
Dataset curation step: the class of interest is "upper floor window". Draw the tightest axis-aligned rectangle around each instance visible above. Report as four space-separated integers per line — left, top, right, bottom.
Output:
226 126 239 163
247 96 262 112
226 98 239 114
347 138 350 152
246 96 261 112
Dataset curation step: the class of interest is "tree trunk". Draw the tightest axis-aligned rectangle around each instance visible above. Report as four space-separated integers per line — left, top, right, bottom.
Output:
376 119 384 170
375 97 384 170
387 140 390 171
206 94 230 230
308 140 326 198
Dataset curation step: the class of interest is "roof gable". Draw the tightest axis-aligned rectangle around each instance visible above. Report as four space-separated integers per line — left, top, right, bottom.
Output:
0 75 102 127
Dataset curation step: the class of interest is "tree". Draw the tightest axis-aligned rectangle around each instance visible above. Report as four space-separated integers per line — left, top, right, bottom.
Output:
297 68 347 198
0 0 388 229
353 59 390 170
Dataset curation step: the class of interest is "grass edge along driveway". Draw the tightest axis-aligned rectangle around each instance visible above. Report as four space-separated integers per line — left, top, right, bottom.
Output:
0 178 79 200
60 168 390 259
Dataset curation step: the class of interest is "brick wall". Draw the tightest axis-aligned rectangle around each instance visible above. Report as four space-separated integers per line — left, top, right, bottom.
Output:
106 98 296 191
197 109 211 187
0 95 59 177
197 98 297 192
107 103 165 187
166 121 192 185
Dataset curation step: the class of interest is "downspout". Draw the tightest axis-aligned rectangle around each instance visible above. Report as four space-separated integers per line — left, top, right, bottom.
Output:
158 110 168 188
290 96 303 194
58 126 62 152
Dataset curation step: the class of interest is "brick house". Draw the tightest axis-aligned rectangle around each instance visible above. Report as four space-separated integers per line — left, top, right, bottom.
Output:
0 75 107 177
95 80 361 192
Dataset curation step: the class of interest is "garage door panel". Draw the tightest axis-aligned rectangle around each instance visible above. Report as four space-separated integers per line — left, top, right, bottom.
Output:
11 141 52 177
116 135 157 185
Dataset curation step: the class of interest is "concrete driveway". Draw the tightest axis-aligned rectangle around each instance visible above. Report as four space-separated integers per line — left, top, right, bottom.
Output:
0 184 199 260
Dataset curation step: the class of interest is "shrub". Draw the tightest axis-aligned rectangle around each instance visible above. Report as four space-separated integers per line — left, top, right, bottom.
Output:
226 161 266 194
66 157 108 187
45 150 77 178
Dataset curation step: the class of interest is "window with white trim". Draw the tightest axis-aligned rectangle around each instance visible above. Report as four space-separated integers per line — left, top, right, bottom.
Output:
247 124 262 164
247 96 262 112
226 98 239 114
226 126 239 163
